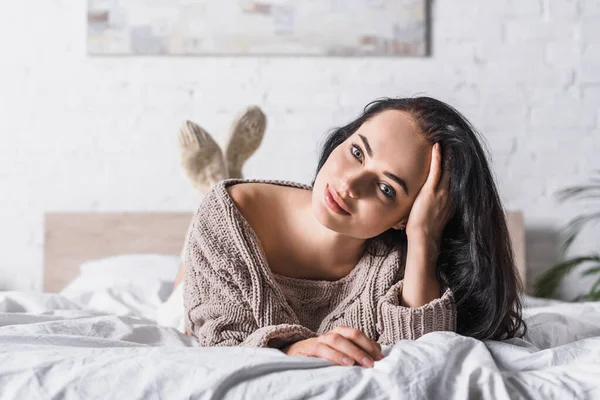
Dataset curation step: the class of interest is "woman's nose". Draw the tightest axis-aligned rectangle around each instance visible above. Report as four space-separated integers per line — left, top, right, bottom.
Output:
339 177 358 199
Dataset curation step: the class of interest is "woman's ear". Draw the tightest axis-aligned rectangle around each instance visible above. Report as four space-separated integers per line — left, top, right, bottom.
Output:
392 217 408 230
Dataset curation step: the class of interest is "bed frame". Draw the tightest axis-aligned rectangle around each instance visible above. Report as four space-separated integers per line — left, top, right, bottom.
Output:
44 212 192 293
43 211 527 293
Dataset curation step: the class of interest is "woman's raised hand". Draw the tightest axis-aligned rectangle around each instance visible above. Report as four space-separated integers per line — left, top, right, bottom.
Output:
405 143 454 248
281 326 384 368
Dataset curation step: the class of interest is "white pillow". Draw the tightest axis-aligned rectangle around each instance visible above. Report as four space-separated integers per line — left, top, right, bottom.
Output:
79 254 181 283
59 254 181 321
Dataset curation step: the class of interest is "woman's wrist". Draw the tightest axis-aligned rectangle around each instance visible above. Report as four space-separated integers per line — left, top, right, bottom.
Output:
400 234 442 307
407 233 441 264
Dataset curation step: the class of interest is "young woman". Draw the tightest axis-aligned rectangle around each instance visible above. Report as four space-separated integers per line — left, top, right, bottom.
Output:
181 97 526 368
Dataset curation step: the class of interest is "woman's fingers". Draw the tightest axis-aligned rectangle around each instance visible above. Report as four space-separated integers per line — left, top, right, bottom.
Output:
329 326 383 362
332 326 382 360
437 161 451 192
437 164 455 222
285 328 384 368
425 143 443 190
320 333 377 367
309 341 358 367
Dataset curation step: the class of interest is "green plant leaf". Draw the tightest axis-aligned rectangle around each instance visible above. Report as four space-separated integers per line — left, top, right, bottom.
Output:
588 291 600 301
556 185 600 203
546 171 600 300
561 213 600 253
581 264 600 277
533 255 600 299
556 170 600 202
555 171 600 252
590 276 600 295
580 289 600 302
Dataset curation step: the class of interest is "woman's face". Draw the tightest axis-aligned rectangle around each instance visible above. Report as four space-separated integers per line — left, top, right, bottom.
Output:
312 110 432 239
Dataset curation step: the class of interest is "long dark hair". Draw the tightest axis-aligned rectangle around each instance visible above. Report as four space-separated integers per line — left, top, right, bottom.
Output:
312 97 526 341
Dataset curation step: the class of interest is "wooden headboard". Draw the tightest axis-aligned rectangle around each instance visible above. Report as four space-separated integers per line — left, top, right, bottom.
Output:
44 212 193 293
43 211 527 293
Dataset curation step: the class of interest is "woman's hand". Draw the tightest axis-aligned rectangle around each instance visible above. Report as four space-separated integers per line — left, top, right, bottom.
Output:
281 326 384 368
405 143 454 249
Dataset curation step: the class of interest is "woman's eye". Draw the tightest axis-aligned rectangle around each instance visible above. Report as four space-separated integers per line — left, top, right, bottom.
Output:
351 145 363 161
350 144 395 200
379 183 395 199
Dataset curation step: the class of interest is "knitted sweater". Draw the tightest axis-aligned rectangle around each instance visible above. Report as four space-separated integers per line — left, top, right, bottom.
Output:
183 178 456 349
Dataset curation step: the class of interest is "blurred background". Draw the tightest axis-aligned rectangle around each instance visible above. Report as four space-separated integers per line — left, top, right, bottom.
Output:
0 0 598 299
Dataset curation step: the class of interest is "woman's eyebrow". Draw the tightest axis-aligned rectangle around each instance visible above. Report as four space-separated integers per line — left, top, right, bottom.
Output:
358 134 373 157
359 134 409 195
384 172 409 195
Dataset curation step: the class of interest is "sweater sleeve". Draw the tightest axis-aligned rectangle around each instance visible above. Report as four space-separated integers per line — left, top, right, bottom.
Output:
183 196 317 349
375 280 456 345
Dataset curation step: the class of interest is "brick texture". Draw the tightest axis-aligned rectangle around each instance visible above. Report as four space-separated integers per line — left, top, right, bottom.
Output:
0 0 598 299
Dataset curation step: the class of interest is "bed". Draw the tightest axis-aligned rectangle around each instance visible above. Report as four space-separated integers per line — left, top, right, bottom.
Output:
0 211 599 399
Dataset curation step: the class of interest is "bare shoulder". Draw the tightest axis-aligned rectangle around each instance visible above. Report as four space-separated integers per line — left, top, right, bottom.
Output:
226 182 312 274
226 182 256 209
226 182 275 211
226 182 308 229
227 181 305 202
226 183 275 222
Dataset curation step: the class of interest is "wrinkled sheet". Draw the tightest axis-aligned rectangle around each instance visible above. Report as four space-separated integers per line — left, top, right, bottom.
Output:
0 291 599 400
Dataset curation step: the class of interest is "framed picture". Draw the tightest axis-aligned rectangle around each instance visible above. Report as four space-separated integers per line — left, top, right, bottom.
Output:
87 0 428 56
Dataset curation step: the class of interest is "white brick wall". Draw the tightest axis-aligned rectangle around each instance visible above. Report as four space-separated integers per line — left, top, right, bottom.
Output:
0 0 598 299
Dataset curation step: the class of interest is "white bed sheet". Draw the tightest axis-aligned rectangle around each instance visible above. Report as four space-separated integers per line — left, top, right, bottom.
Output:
1 289 599 400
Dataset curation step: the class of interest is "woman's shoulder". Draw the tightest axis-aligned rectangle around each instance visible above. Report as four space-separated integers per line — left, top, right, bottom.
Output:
226 178 307 204
187 178 310 278
225 181 274 210
193 178 311 238
216 178 310 217
226 179 311 236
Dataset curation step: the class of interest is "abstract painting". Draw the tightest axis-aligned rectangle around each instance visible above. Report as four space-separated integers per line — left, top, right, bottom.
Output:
87 0 428 56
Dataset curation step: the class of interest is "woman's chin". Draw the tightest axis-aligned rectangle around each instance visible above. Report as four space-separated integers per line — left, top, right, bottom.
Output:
311 201 340 232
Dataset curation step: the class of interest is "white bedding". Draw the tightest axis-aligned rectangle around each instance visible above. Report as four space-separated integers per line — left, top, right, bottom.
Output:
1 287 600 399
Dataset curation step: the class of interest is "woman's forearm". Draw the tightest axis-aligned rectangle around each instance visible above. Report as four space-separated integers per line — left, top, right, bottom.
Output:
400 237 442 307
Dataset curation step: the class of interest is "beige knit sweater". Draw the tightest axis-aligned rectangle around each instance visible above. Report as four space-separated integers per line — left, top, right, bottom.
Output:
183 178 456 349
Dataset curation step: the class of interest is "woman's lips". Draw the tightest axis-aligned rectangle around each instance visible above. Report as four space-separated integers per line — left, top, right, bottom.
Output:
325 184 351 215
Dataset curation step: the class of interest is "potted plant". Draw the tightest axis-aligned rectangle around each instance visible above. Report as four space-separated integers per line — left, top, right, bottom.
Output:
534 170 600 301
